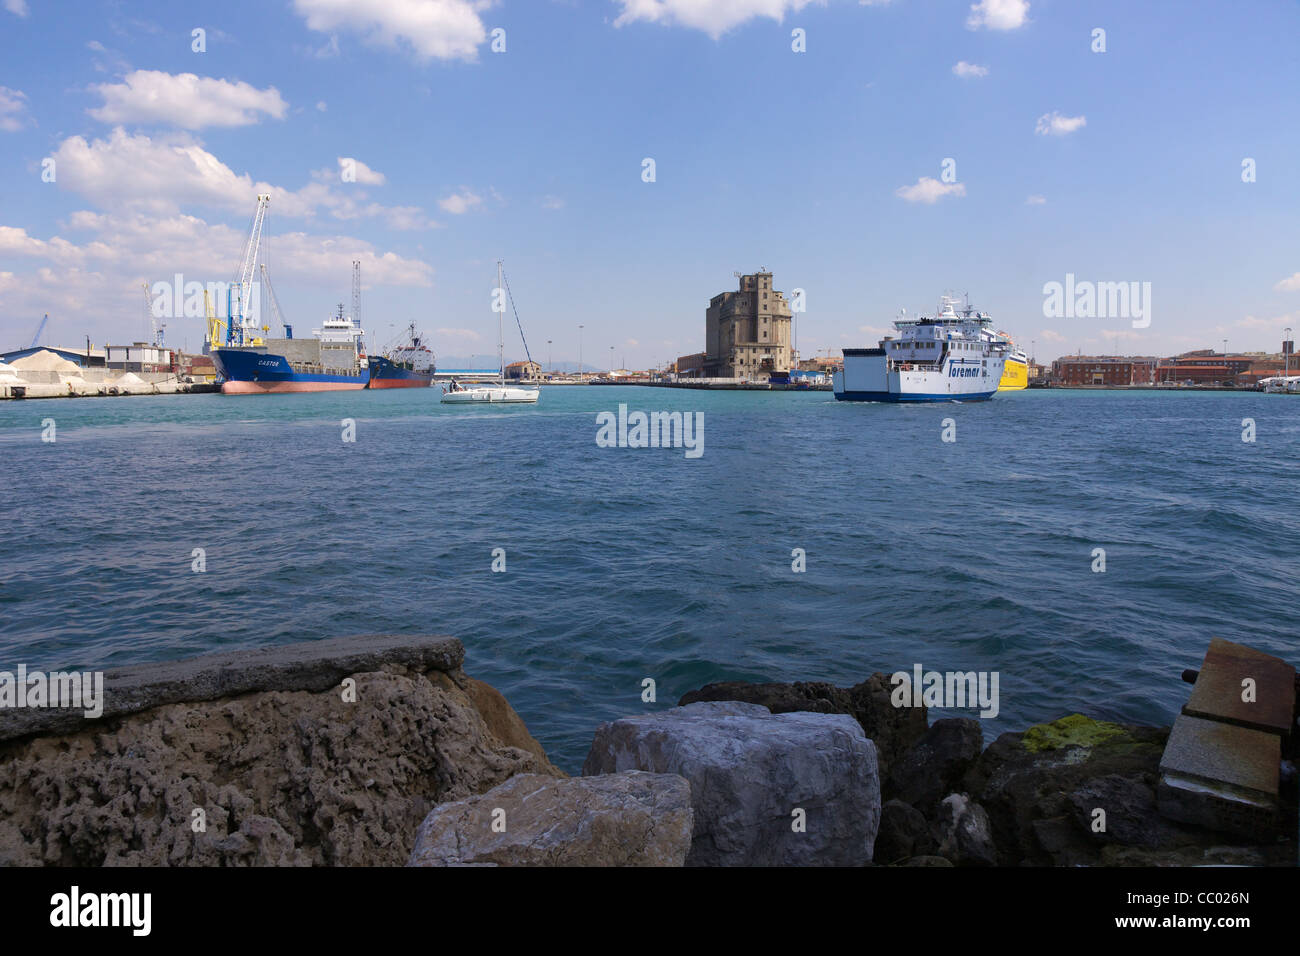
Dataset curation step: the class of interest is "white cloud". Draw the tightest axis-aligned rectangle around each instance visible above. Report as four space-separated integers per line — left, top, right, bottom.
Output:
1025 194 1046 205
966 0 1029 31
4 212 433 287
952 61 988 78
4 0 29 17
1039 329 1066 343
437 327 482 341
613 0 824 39
0 86 28 132
338 157 386 185
895 177 966 203
1097 328 1144 342
438 189 482 214
292 0 490 61
48 127 436 233
316 100 328 112
1274 273 1300 292
1035 111 1086 136
540 195 565 210
88 71 288 129
313 34 341 58
0 212 433 346
1228 312 1299 331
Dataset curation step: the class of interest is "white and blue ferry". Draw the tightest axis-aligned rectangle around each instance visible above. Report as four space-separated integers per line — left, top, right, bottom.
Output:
833 296 1008 402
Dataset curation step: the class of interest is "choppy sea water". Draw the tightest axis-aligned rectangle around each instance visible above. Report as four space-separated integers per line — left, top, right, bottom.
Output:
1 386 1296 771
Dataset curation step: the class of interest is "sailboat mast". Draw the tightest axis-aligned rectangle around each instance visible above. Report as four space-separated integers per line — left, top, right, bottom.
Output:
497 259 504 384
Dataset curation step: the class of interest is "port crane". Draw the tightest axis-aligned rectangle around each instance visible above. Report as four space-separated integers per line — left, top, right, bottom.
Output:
352 260 361 324
141 282 165 347
227 193 271 346
29 313 49 348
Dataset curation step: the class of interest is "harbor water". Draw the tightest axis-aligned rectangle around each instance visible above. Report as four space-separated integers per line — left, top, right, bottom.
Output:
1 387 1296 771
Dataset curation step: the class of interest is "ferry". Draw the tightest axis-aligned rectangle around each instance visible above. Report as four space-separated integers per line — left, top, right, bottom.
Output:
994 337 1029 391
369 323 436 389
213 304 369 394
833 296 1008 402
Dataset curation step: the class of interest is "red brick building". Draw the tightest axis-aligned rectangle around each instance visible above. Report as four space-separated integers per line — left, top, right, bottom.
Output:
1156 350 1258 385
1051 355 1158 386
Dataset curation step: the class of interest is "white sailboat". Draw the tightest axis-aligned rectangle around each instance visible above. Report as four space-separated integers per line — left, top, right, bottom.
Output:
441 260 540 404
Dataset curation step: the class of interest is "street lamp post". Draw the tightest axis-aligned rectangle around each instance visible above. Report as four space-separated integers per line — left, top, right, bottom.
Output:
609 345 614 374
547 339 552 376
578 324 584 381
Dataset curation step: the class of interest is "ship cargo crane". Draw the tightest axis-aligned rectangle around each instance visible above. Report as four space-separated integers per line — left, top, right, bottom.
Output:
260 262 292 338
29 313 49 348
203 290 226 351
228 194 271 345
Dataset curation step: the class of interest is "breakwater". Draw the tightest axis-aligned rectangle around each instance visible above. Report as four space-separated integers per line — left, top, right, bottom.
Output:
2 634 1292 866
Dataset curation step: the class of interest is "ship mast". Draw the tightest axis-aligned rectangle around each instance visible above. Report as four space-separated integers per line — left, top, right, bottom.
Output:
497 259 504 384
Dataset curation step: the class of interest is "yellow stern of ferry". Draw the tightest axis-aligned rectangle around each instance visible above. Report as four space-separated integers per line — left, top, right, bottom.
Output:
999 352 1029 391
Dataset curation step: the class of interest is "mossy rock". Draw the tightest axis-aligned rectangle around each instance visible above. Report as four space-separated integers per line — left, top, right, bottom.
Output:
1021 714 1132 753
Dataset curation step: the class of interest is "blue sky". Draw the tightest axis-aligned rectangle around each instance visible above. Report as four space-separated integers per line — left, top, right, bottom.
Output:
1 0 1298 367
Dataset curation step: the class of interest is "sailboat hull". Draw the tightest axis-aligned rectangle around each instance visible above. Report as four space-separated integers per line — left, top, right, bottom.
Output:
440 385 539 404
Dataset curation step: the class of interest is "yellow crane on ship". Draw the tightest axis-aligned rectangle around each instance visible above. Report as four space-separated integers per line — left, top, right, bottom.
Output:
203 289 226 348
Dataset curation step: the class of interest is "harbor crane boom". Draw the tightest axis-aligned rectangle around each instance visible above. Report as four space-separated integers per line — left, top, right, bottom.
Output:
142 282 165 347
229 194 271 344
29 313 49 348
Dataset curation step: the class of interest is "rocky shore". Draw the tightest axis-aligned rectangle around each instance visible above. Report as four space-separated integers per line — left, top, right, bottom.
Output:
0 636 1294 866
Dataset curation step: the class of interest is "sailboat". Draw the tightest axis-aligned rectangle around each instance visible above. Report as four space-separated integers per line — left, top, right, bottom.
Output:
441 260 540 404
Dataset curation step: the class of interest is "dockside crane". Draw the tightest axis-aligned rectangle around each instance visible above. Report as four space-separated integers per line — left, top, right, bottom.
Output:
228 194 271 346
351 260 361 326
142 282 165 347
29 313 49 348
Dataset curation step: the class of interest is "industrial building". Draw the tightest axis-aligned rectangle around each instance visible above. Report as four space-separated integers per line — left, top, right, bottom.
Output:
106 343 176 373
703 271 794 378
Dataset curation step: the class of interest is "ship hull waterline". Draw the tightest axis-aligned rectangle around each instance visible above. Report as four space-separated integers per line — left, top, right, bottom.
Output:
367 355 435 389
213 347 370 395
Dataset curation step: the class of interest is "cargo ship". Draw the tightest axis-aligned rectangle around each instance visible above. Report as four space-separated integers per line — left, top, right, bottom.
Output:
833 295 1007 402
212 304 369 394
368 323 435 388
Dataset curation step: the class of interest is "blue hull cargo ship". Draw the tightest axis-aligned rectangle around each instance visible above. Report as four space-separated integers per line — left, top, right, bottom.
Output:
367 323 435 389
213 305 369 394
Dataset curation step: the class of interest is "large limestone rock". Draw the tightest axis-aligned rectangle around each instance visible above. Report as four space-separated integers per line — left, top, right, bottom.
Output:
407 771 693 866
583 701 880 866
0 635 562 866
678 674 926 780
